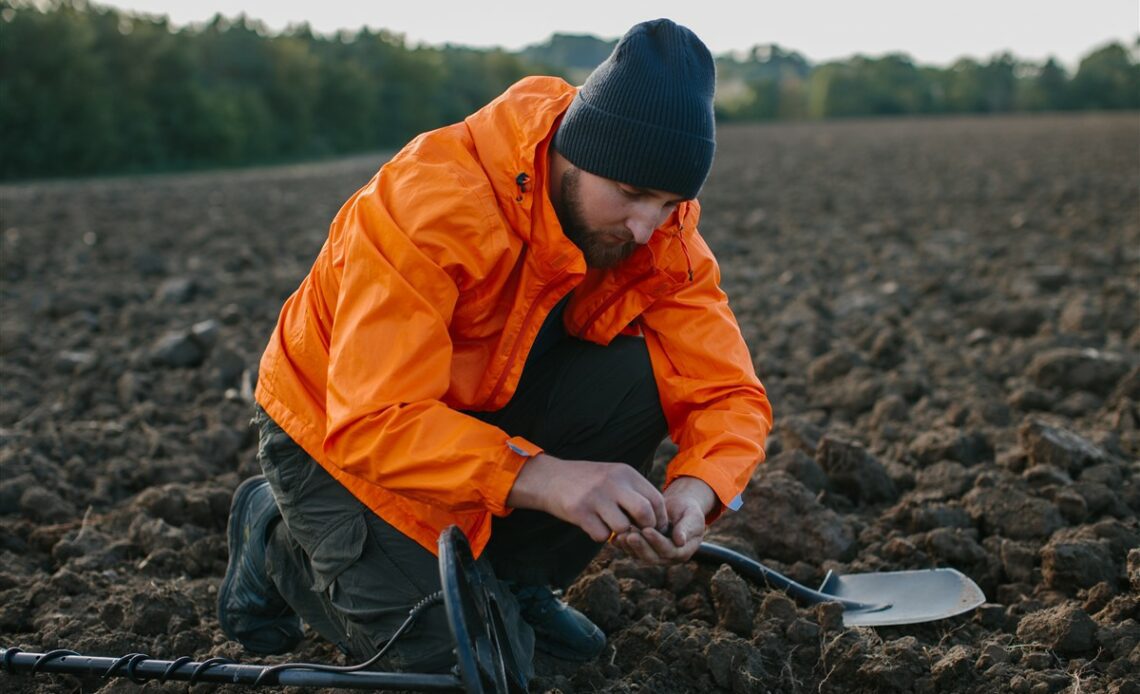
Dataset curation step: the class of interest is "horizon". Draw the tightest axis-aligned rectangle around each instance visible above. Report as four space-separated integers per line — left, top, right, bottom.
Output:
91 0 1139 72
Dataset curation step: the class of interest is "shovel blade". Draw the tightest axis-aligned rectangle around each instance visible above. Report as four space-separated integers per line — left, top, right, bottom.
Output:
820 567 986 627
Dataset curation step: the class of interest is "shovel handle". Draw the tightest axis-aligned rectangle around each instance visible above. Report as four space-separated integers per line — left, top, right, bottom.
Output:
694 542 887 613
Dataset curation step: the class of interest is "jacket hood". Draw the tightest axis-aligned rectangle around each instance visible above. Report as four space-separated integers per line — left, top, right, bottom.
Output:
463 76 577 247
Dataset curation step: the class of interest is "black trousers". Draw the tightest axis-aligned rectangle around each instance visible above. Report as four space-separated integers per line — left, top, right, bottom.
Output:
257 335 667 670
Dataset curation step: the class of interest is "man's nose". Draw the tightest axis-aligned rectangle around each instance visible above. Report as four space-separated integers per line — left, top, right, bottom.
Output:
626 207 659 244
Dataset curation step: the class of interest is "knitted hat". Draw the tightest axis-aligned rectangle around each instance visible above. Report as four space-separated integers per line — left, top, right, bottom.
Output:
552 18 716 199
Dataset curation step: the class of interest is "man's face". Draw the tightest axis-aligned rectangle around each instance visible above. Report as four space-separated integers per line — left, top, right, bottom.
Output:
550 153 686 269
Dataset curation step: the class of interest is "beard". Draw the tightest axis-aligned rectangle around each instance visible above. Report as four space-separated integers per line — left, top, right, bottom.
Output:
552 167 637 269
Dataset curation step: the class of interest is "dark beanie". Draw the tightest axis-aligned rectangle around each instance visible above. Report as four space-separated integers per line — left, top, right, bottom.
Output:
552 18 716 199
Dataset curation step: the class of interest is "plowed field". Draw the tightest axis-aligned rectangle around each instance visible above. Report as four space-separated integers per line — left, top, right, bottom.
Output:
2 112 1138 693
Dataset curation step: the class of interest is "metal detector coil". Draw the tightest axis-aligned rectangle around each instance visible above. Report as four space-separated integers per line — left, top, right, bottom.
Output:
439 525 528 694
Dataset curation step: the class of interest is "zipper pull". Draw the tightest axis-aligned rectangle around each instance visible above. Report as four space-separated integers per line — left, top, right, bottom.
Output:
678 227 694 282
515 172 530 202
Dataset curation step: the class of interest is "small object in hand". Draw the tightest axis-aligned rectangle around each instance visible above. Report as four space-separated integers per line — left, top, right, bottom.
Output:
607 530 617 544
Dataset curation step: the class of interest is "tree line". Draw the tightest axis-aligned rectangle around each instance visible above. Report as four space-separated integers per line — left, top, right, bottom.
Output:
0 1 543 179
1 0 1136 180
713 43 1139 121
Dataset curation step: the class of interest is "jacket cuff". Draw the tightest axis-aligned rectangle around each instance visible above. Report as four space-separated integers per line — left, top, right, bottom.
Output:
665 455 746 525
486 436 544 517
506 436 543 458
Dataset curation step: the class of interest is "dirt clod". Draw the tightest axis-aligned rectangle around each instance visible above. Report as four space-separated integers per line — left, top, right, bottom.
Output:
1016 603 1099 656
709 565 753 637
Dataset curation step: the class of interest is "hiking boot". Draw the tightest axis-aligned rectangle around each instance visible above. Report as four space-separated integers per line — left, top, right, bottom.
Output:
217 475 303 655
511 584 605 662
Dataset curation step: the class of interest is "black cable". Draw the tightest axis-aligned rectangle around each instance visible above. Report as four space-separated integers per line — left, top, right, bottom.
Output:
188 657 235 685
103 652 149 682
31 650 78 673
253 590 445 686
125 653 149 684
159 655 192 683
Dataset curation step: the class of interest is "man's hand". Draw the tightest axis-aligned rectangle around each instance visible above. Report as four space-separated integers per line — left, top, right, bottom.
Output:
506 453 669 542
613 475 717 564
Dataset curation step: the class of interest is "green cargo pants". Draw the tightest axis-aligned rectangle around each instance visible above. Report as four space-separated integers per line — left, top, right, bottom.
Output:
256 334 667 673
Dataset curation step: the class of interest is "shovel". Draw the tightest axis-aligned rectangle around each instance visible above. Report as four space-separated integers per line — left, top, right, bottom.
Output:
694 542 986 627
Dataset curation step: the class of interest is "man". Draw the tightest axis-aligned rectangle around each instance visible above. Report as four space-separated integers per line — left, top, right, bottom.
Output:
218 17 772 679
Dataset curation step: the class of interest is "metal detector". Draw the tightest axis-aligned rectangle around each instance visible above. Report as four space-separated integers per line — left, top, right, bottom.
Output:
1 526 524 693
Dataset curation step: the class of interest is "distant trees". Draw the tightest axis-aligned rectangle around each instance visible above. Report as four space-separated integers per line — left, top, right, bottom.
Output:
802 54 936 119
1070 42 1140 110
713 45 811 120
1 1 1137 180
0 1 539 179
715 42 1139 122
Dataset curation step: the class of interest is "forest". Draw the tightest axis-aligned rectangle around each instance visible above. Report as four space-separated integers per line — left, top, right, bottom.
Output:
2 0 1137 179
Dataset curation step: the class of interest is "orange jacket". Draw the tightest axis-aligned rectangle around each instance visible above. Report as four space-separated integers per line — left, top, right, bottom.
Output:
256 76 773 557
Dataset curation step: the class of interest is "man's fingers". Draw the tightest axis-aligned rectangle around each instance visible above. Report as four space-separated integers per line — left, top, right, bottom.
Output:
623 503 705 563
616 527 685 564
553 461 688 545
639 527 679 556
606 476 715 563
639 477 669 532
583 515 618 543
672 513 700 546
614 473 667 531
598 506 636 539
615 493 661 533
620 531 666 563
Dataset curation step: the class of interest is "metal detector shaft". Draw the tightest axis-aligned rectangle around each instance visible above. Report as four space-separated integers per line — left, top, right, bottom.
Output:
1 649 464 691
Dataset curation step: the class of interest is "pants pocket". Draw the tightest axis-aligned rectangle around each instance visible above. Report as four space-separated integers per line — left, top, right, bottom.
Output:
257 421 316 495
308 510 368 593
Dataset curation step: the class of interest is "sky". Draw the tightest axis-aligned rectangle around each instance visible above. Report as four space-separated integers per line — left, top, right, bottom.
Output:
98 0 1138 70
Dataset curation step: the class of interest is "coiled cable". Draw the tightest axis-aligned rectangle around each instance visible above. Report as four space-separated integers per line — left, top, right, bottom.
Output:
30 649 78 673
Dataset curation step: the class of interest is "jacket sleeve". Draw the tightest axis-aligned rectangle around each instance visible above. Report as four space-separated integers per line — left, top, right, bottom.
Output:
319 180 537 516
638 227 773 518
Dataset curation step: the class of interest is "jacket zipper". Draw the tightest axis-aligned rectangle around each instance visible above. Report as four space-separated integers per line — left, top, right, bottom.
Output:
677 233 694 282
481 279 564 409
484 224 691 406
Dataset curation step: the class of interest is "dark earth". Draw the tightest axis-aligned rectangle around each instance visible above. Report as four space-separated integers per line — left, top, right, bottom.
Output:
1 112 1138 693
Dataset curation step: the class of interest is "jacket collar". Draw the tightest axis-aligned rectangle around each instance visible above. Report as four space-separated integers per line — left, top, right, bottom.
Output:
464 77 575 254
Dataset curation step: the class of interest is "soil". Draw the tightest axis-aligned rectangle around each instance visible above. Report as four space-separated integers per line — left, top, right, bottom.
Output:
2 112 1138 694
